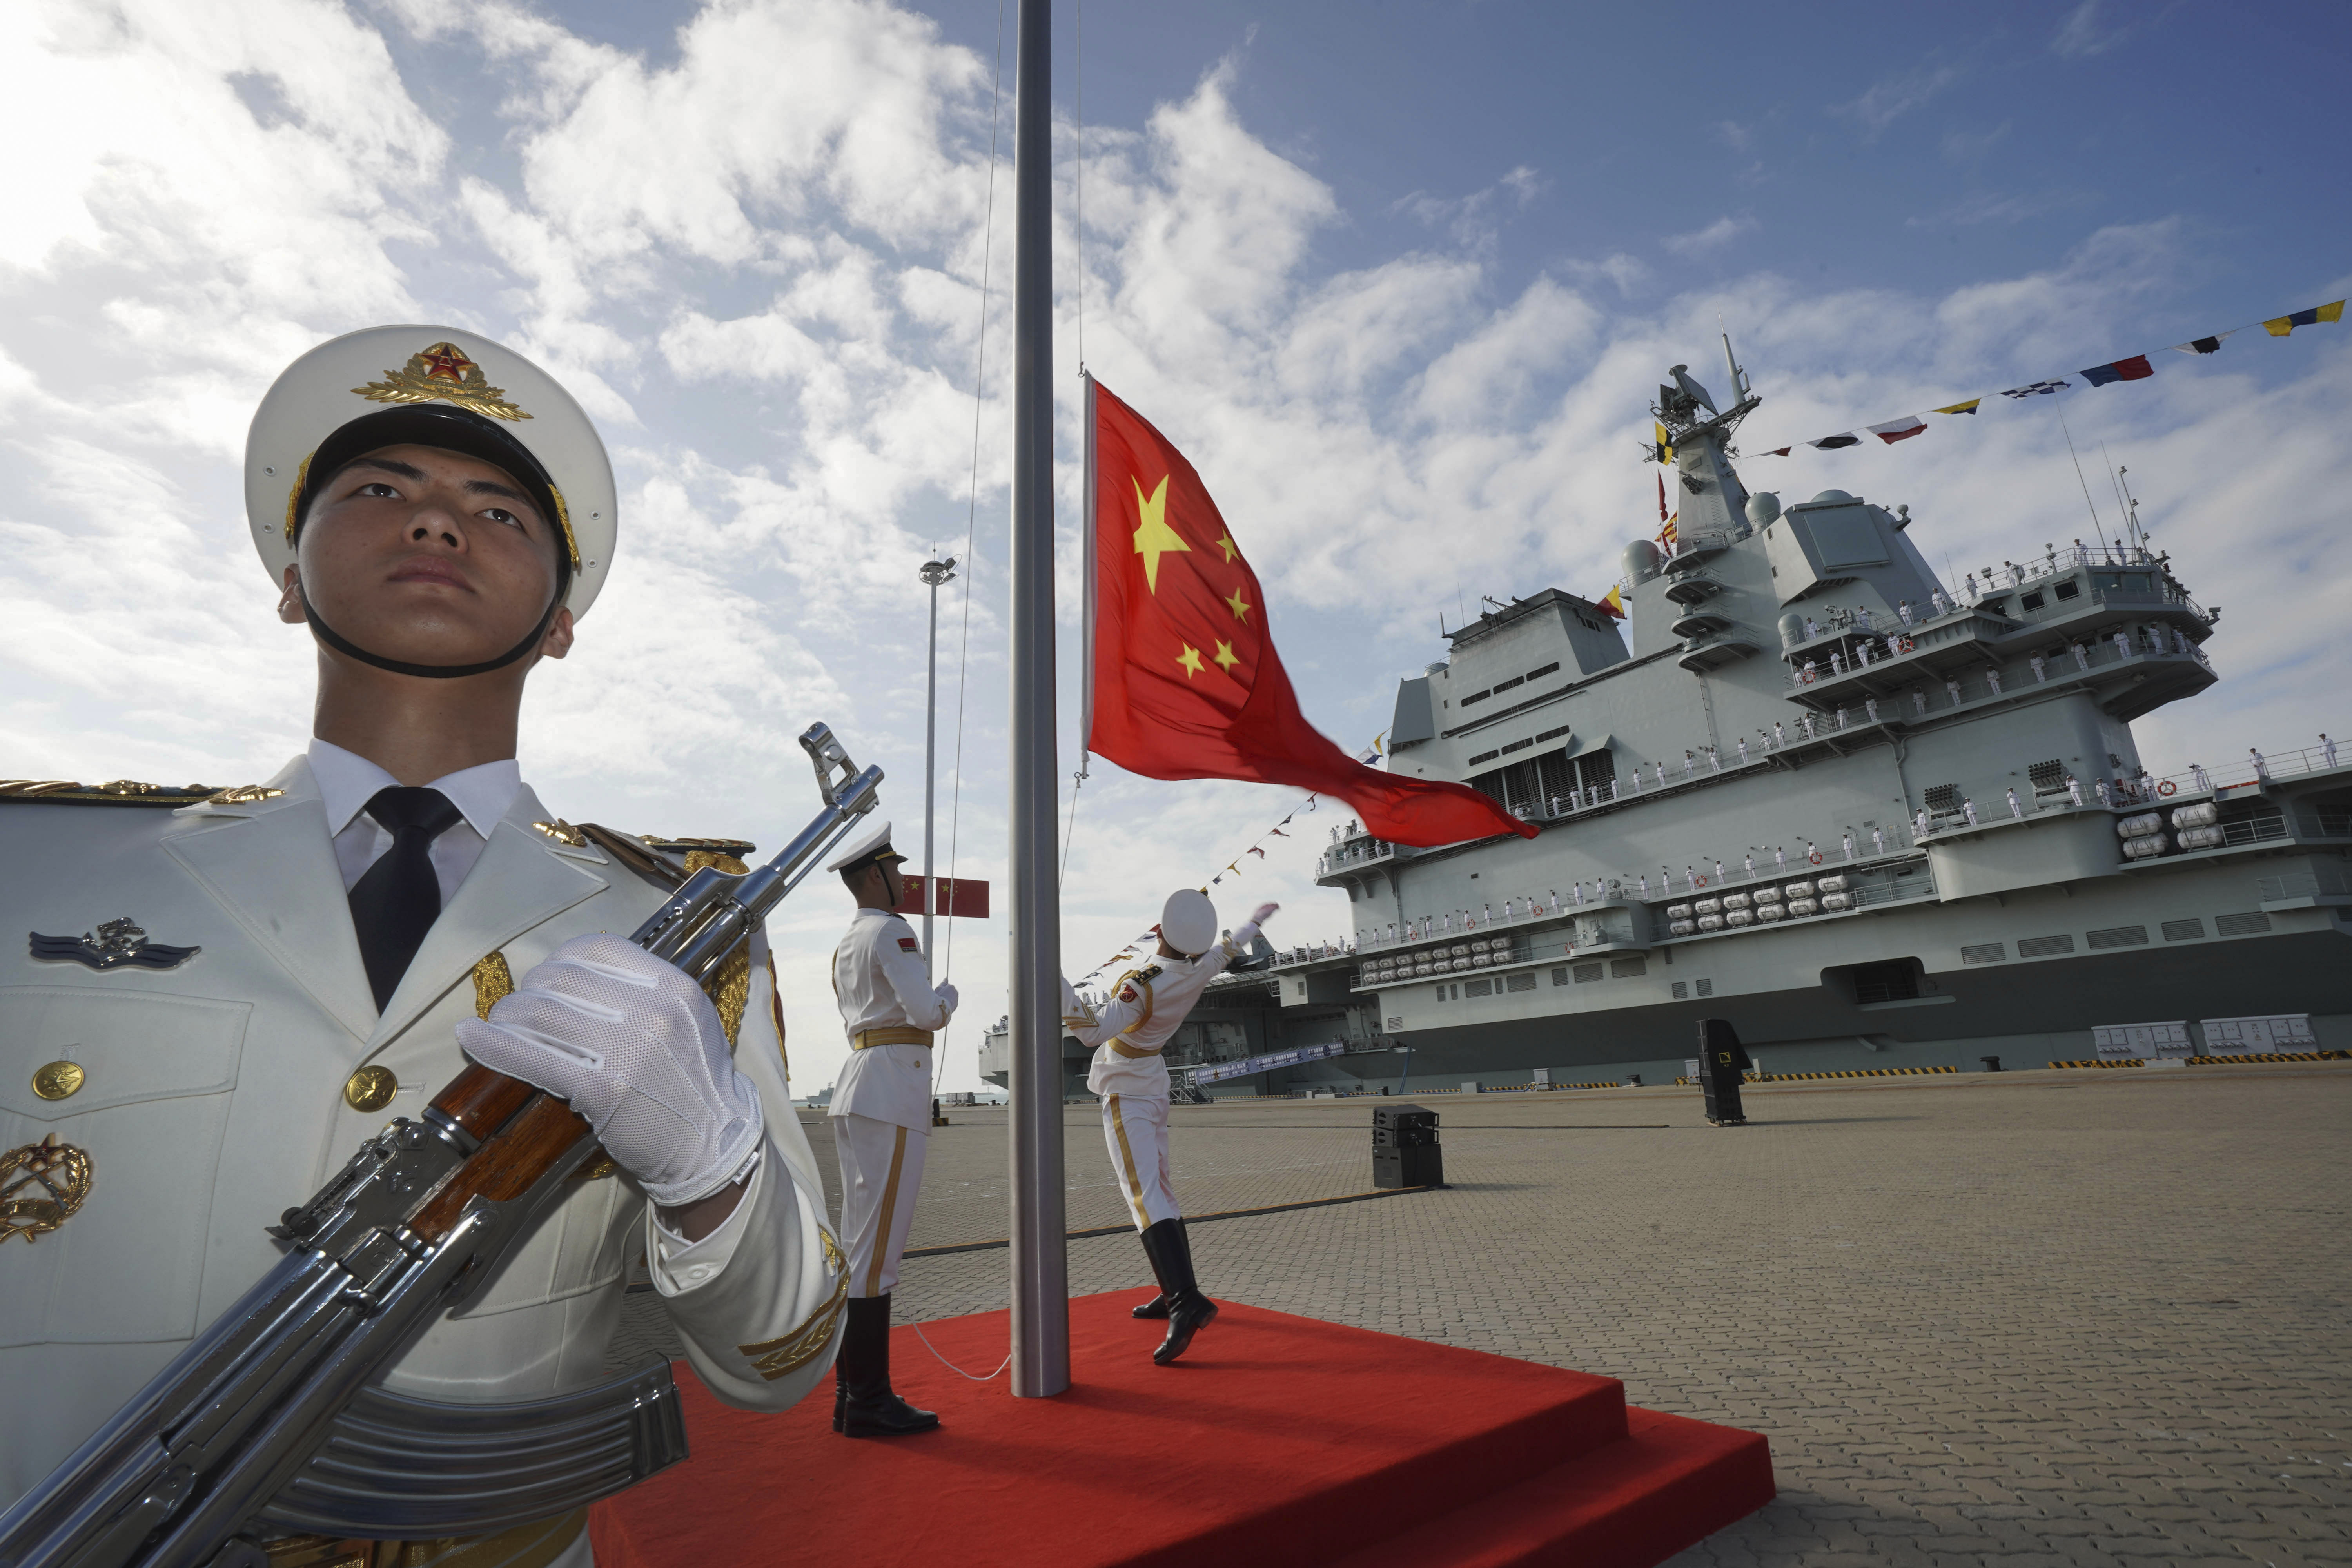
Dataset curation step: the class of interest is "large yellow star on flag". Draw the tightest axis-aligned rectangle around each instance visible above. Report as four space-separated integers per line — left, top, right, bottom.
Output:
1176 642 1205 678
1131 476 1189 593
1212 640 1241 672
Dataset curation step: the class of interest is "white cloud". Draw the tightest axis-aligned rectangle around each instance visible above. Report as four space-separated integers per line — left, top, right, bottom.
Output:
1906 188 2087 229
1662 215 1759 256
1835 64 1963 137
1941 122 2011 167
2051 0 2159 59
1565 253 1650 297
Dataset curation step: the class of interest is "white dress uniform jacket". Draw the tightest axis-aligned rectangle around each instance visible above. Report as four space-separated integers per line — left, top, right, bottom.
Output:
1061 926 1258 1101
0 754 844 1523
828 909 953 1134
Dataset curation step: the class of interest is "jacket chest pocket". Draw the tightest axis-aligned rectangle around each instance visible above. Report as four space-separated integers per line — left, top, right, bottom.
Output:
0 986 250 1346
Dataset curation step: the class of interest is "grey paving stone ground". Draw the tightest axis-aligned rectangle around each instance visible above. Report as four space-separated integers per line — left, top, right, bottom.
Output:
613 1064 2352 1565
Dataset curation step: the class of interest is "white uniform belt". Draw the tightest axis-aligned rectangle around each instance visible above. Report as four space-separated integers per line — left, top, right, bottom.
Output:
1107 1036 1161 1059
853 1027 934 1050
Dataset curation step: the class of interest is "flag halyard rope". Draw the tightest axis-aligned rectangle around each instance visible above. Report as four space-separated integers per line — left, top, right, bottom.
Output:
933 0 1007 1103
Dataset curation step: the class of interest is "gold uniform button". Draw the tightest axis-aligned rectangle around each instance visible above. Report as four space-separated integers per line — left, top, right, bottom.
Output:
344 1065 398 1112
32 1061 85 1101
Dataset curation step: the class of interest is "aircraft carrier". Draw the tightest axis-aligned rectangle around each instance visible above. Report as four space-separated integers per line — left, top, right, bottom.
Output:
984 345 2350 1096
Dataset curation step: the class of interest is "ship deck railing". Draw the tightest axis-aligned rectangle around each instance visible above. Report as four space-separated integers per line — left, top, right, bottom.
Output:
1316 837 1400 877
1948 543 2205 604
1331 738 2347 956
1777 605 2214 697
2143 739 2346 800
1343 837 1937 958
1662 527 1740 568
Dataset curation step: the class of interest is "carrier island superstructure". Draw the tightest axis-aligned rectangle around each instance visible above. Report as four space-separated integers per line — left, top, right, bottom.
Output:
980 348 2351 1097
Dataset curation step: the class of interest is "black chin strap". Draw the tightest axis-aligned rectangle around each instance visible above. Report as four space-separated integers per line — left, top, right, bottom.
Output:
299 583 559 680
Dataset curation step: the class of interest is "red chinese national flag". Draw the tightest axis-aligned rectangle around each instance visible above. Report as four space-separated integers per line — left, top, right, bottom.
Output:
1084 377 1535 847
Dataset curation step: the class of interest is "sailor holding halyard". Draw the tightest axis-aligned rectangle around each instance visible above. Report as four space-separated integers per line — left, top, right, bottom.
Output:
1061 890 1276 1364
825 821 958 1437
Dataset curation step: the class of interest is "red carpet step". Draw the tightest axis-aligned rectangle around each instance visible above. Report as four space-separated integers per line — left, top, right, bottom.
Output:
590 1292 1771 1568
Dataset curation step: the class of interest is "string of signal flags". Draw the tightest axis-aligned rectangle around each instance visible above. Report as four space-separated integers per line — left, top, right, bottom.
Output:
1650 297 2343 463
1068 372 1539 986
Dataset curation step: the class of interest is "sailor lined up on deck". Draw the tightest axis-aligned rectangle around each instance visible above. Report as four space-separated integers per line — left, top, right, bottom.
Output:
825 820 958 1438
1060 890 1278 1365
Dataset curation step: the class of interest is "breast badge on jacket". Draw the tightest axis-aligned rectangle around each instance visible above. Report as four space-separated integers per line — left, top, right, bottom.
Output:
1 1134 94 1244
29 916 201 972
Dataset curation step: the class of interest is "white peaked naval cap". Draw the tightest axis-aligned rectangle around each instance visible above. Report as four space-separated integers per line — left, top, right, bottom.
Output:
245 325 621 619
1160 889 1218 956
824 820 907 875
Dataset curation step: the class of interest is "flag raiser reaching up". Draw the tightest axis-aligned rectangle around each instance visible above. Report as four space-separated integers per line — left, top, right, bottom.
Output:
1083 376 1535 848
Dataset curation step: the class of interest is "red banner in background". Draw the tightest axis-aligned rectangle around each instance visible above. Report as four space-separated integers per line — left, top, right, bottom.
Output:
894 875 991 919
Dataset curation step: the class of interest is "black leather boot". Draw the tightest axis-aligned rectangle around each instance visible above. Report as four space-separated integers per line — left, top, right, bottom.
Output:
1132 1219 1177 1318
833 1362 847 1432
839 1294 940 1437
1140 1219 1218 1365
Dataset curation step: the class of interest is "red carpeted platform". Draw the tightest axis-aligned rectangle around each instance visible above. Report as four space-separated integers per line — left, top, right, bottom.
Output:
589 1293 1771 1568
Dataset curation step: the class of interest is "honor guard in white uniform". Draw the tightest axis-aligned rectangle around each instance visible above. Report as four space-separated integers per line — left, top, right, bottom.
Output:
822 821 957 1437
0 328 843 1567
1060 890 1276 1365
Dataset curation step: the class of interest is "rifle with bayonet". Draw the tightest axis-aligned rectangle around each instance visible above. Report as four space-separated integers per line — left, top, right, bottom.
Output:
0 724 880 1568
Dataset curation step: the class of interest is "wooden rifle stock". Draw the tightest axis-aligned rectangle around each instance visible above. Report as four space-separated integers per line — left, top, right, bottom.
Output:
407 1065 594 1243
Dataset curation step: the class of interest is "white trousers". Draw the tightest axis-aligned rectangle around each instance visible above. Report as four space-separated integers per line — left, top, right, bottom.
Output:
1101 1093 1181 1231
833 1113 927 1299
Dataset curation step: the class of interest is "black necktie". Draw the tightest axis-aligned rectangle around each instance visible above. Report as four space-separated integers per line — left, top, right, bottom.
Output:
348 786 463 1010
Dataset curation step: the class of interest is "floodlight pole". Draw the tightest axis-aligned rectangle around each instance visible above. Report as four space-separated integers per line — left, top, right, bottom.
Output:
1006 0 1069 1399
919 555 957 976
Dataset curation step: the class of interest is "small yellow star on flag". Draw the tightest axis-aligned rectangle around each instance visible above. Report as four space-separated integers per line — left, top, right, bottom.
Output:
1213 640 1241 672
1216 533 1238 563
1176 643 1205 678
1224 586 1252 622
1132 476 1190 593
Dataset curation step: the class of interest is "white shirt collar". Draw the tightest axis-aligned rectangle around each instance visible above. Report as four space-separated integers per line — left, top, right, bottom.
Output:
307 738 522 842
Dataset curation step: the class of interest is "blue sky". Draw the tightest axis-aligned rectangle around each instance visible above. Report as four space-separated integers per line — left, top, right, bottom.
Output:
3 0 2346 1092
554 0 2351 343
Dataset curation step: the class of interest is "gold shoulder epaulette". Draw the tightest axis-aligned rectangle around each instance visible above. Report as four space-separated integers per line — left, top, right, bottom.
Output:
642 835 758 877
567 827 762 888
641 835 759 856
573 823 684 889
0 779 235 807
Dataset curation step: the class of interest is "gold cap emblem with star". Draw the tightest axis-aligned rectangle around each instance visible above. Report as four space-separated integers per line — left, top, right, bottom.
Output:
244 325 621 619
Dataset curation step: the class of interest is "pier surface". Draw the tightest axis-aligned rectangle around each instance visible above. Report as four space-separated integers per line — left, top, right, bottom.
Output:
615 1062 2351 1565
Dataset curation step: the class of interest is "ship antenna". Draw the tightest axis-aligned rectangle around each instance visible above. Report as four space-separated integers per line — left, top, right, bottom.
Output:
2052 398 2113 557
2100 444 2141 554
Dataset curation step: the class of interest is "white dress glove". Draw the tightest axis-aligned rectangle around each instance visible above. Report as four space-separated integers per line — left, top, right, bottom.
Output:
1229 902 1280 949
935 980 960 1014
454 933 765 1207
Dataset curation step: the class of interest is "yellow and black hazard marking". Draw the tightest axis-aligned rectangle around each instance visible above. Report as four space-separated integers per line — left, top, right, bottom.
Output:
2183 1051 2348 1065
1740 1066 1959 1082
2054 1052 2348 1069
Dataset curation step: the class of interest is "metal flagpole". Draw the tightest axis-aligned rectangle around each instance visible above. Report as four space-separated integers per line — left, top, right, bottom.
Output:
919 555 956 976
1006 0 1069 1398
